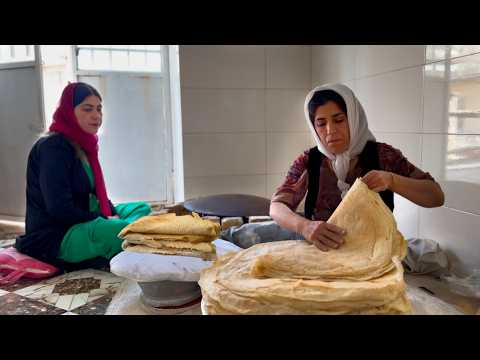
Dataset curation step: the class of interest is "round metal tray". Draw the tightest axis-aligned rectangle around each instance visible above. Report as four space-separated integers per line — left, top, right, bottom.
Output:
138 280 201 308
183 194 270 217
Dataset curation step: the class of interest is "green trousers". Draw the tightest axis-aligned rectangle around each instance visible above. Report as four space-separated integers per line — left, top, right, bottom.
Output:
58 202 151 263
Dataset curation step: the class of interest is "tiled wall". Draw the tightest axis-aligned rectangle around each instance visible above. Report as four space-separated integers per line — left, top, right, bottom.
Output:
312 45 480 275
179 45 480 275
179 45 313 203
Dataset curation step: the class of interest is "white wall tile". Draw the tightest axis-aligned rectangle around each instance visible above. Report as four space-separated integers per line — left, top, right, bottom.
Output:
179 45 265 88
424 53 480 134
423 133 480 178
181 89 265 133
356 45 425 78
420 134 447 180
179 45 315 202
266 46 311 89
440 180 480 216
422 65 448 133
311 45 357 85
343 79 357 93
266 89 309 132
425 45 480 63
184 175 266 199
393 194 419 239
266 173 287 199
266 173 306 213
183 133 266 177
373 132 422 167
267 132 313 174
356 67 423 133
422 133 480 215
419 206 480 275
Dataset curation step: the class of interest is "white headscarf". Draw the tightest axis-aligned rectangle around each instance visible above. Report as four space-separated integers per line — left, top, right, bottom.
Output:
304 83 376 199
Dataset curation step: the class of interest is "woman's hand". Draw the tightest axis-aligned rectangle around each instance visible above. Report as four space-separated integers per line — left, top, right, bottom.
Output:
300 220 346 252
362 170 394 192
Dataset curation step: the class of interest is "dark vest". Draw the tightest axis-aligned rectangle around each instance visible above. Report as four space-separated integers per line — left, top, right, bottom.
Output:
304 141 394 220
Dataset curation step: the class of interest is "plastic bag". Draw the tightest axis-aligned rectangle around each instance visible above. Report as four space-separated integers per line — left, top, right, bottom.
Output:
220 221 303 249
0 247 59 285
109 239 242 283
402 238 449 276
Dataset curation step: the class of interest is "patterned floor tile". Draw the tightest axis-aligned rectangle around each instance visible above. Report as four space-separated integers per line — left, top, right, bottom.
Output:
55 294 75 310
43 269 94 284
87 288 110 301
12 269 123 311
0 239 16 248
45 293 60 304
74 293 114 315
100 277 124 289
14 283 56 298
69 293 90 310
0 262 125 314
0 293 65 315
53 277 102 294
0 276 43 292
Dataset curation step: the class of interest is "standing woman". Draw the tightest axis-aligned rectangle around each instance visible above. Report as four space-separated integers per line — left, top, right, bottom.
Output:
16 82 151 271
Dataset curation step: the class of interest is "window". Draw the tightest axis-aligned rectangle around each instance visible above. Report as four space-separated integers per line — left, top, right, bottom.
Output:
76 45 164 73
69 45 180 204
0 45 35 65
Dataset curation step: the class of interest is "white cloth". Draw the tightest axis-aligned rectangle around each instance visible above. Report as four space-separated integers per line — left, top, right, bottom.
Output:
109 239 242 283
304 83 376 198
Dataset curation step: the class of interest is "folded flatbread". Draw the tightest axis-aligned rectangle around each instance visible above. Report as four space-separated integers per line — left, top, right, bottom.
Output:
118 212 220 238
199 179 412 315
119 212 219 260
121 242 216 261
122 233 217 244
122 237 215 253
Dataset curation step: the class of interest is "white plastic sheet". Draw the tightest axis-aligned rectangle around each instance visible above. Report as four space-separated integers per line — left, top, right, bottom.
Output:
110 239 241 283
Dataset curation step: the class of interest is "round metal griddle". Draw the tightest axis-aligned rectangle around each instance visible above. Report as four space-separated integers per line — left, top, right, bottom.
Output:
183 194 271 217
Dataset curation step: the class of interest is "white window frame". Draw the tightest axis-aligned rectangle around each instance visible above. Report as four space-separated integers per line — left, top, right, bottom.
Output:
0 45 36 70
0 45 47 133
71 45 167 78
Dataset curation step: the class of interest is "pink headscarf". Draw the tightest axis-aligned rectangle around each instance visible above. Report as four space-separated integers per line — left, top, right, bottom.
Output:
49 82 112 217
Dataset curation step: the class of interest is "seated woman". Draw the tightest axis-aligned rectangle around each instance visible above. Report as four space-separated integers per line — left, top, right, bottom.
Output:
15 82 151 271
270 83 444 252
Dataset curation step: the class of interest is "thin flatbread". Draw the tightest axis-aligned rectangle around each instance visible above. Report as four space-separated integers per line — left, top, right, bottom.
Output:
250 179 407 280
199 178 412 315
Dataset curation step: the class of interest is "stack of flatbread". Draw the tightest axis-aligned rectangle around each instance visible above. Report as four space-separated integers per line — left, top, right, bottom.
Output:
118 213 221 260
199 179 412 314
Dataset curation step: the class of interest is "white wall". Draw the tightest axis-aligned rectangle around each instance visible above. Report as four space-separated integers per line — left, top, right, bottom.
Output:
312 45 480 275
179 45 313 203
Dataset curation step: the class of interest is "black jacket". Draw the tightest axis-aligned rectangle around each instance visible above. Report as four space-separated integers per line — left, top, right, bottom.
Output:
15 133 115 267
304 141 394 220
